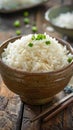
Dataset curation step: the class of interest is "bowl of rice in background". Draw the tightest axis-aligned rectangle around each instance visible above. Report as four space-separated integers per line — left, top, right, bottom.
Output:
45 5 73 38
0 33 73 105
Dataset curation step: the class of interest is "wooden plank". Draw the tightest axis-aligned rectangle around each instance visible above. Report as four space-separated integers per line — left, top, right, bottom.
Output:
41 102 73 130
16 102 24 130
21 104 41 130
0 76 14 97
0 76 22 130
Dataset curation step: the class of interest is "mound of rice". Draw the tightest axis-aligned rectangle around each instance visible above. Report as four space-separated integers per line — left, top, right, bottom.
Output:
52 12 73 29
1 33 73 72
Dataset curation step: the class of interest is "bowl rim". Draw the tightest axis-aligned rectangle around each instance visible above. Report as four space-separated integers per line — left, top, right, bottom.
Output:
0 0 48 13
45 4 73 31
0 35 73 75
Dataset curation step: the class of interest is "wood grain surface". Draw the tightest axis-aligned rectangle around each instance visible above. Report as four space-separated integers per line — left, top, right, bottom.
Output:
21 91 73 130
0 78 21 130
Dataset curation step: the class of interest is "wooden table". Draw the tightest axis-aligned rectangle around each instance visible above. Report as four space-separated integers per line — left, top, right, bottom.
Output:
0 0 73 130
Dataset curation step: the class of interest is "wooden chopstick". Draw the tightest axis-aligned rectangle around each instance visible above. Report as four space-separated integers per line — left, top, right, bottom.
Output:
31 93 73 122
43 97 73 123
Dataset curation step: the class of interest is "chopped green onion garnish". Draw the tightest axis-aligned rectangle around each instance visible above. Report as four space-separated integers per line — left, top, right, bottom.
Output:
14 20 20 27
45 41 51 45
32 26 37 32
16 30 21 35
32 35 35 40
36 34 46 40
31 34 46 40
28 43 33 47
23 11 29 17
24 18 30 24
67 57 73 63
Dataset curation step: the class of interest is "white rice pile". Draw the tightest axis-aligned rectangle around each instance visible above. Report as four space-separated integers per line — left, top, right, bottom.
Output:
1 33 73 72
52 12 73 29
0 0 43 9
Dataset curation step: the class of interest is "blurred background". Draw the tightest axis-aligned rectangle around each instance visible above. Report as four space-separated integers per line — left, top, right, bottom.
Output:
0 0 73 42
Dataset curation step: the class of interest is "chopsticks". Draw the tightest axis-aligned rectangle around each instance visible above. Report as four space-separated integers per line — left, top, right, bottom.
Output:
31 93 73 123
43 96 73 122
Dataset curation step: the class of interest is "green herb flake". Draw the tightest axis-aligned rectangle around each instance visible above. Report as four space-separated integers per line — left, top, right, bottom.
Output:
28 43 33 47
23 11 29 17
24 18 30 24
32 35 36 40
45 41 51 45
32 26 37 32
14 20 20 27
36 34 46 40
67 57 73 63
16 30 21 35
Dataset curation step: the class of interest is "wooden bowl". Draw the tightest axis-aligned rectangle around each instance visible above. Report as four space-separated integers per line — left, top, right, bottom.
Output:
45 5 73 38
0 36 73 105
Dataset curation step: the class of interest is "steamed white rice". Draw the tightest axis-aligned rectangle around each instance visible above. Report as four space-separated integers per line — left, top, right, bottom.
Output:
52 12 73 29
1 33 73 72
